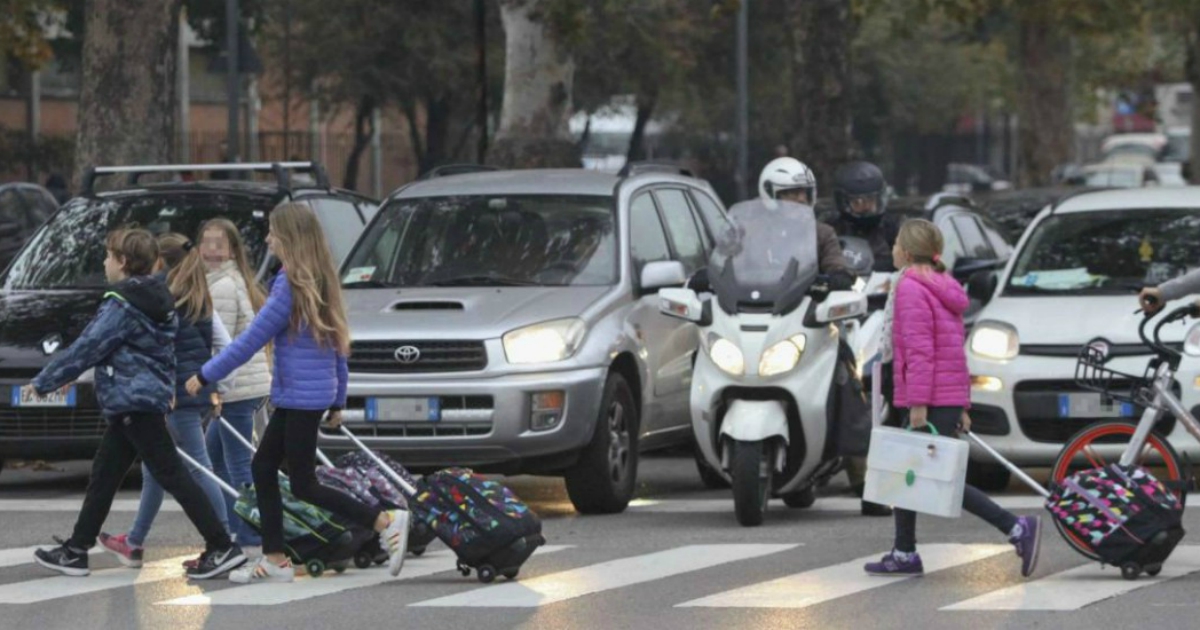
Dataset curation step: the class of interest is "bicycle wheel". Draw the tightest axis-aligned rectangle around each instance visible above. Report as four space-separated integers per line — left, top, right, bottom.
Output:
1051 420 1185 560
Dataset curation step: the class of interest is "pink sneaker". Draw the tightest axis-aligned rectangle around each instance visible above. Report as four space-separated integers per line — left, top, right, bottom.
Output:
98 532 143 568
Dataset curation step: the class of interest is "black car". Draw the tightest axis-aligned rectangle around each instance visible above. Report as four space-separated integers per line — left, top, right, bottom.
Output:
0 162 377 472
0 183 59 272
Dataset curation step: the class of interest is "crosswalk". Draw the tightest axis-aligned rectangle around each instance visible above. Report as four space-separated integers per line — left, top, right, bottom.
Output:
1 541 1198 613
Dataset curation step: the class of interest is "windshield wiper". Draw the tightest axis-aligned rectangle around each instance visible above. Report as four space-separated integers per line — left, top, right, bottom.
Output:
342 279 397 289
426 273 540 287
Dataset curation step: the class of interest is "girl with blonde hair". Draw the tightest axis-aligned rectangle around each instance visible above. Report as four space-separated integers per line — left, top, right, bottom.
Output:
188 203 409 583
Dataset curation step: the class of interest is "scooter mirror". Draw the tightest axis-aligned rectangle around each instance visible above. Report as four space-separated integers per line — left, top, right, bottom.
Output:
815 291 868 324
659 288 705 323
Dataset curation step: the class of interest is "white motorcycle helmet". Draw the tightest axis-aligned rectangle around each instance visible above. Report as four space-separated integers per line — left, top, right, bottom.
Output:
758 157 817 209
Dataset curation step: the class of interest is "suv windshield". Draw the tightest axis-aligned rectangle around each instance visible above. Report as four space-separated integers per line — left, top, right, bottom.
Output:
1006 208 1200 295
2 193 273 290
342 194 617 287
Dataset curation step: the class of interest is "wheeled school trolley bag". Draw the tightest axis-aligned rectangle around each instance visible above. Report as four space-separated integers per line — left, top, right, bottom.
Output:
332 450 440 557
967 432 1185 580
336 425 545 583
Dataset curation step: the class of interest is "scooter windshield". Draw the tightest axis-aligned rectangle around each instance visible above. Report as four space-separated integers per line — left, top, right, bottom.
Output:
710 199 819 316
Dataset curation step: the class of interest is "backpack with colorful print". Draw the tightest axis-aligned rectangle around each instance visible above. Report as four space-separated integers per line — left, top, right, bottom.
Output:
1047 464 1184 565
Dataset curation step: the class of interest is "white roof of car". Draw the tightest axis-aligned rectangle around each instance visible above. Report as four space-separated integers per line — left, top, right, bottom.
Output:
1054 187 1200 214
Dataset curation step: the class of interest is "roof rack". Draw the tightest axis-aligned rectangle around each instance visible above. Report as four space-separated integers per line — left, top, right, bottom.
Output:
417 163 499 180
81 161 332 197
618 162 694 178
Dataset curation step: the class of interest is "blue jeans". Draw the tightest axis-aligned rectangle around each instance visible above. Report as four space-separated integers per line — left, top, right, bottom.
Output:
128 408 229 547
206 398 265 546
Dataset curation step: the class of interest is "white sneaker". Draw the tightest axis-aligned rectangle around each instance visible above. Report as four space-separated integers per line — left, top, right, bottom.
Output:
228 557 295 584
381 510 410 576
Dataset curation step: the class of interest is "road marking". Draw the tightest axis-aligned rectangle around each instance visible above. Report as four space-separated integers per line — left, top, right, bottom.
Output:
0 499 181 512
0 555 194 604
941 545 1200 611
677 544 1010 609
410 544 798 608
159 546 572 607
0 546 100 569
628 496 1046 513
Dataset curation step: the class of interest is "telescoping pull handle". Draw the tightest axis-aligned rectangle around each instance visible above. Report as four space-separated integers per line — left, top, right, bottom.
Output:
337 425 419 497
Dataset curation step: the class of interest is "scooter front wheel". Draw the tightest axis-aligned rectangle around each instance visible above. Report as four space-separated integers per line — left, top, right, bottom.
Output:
731 440 771 527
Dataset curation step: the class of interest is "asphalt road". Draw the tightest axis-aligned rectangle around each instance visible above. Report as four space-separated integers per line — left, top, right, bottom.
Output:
2 452 1199 630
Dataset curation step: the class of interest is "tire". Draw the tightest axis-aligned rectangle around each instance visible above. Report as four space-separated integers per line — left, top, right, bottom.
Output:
354 552 373 570
306 559 325 578
693 436 730 489
1051 420 1184 561
478 565 496 584
731 440 771 527
782 486 817 509
966 460 1012 492
565 373 639 514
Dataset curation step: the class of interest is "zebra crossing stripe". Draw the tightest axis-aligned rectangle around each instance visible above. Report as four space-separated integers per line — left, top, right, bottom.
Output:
0 555 194 604
410 544 799 608
158 546 572 606
627 497 1046 513
941 545 1200 611
676 544 1011 609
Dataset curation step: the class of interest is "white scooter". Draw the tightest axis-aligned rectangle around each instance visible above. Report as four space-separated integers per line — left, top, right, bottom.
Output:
659 199 867 527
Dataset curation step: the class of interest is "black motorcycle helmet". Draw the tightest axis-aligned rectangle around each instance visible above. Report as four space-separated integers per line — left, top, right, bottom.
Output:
833 161 888 228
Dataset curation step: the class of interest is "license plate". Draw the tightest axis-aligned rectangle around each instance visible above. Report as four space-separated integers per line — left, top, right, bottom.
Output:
1058 393 1134 419
365 397 440 422
11 385 76 408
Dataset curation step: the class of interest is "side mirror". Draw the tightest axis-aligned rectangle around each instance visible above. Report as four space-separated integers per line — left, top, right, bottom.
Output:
952 257 1000 282
658 288 706 324
815 291 867 324
967 270 998 304
640 260 687 293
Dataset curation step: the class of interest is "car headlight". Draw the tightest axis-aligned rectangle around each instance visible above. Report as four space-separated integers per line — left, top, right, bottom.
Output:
969 322 1019 361
1185 322 1200 357
705 333 745 376
759 335 807 377
503 318 587 364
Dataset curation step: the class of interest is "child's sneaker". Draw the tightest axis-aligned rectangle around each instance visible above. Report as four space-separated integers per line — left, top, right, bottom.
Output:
381 509 410 577
1010 515 1042 578
98 532 143 568
864 551 924 577
34 541 90 577
229 557 295 584
186 544 247 580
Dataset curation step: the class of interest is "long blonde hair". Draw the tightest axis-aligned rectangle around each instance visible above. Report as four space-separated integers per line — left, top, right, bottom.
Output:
269 203 351 356
159 233 213 323
200 218 267 312
896 219 947 273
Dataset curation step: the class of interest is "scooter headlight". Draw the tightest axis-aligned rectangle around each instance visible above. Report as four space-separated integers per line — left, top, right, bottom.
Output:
706 334 745 376
759 335 807 377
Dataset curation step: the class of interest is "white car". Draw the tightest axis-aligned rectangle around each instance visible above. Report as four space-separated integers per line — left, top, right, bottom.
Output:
963 187 1200 489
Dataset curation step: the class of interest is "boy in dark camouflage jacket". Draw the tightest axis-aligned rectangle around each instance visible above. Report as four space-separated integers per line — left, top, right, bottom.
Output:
26 229 247 580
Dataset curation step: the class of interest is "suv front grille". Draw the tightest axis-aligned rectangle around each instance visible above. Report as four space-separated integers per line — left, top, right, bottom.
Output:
0 385 106 439
348 340 487 373
330 395 494 438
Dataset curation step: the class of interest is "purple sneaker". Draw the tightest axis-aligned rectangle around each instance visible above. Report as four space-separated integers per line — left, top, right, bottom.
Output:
864 551 924 577
1010 515 1042 578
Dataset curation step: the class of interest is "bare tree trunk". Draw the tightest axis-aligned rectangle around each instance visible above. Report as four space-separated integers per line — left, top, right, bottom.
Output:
489 0 579 168
1015 20 1072 187
74 0 182 190
626 93 658 163
788 0 853 190
343 94 376 190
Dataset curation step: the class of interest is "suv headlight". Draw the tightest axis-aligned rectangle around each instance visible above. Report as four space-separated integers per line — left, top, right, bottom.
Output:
705 332 745 376
503 318 587 364
1185 322 1200 357
969 322 1019 361
759 335 807 377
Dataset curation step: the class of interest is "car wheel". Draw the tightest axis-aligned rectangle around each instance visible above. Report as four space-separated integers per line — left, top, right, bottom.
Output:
565 373 639 514
966 460 1011 492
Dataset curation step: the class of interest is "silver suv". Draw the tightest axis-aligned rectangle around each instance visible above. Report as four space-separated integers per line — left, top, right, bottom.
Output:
322 166 732 514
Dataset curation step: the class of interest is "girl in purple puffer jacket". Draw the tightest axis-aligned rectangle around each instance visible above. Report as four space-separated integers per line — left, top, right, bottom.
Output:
864 219 1042 579
187 203 410 584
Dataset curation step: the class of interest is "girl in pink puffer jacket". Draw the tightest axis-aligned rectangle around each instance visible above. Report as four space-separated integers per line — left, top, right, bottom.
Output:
864 219 1043 580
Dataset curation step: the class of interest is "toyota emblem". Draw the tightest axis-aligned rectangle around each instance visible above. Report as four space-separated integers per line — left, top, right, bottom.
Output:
394 345 421 364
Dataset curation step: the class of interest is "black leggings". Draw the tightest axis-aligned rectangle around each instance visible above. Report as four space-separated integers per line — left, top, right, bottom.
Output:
253 407 381 555
893 406 1018 553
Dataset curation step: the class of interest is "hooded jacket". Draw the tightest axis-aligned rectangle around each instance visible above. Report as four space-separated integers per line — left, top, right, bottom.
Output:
34 275 178 418
208 260 271 403
892 268 971 408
